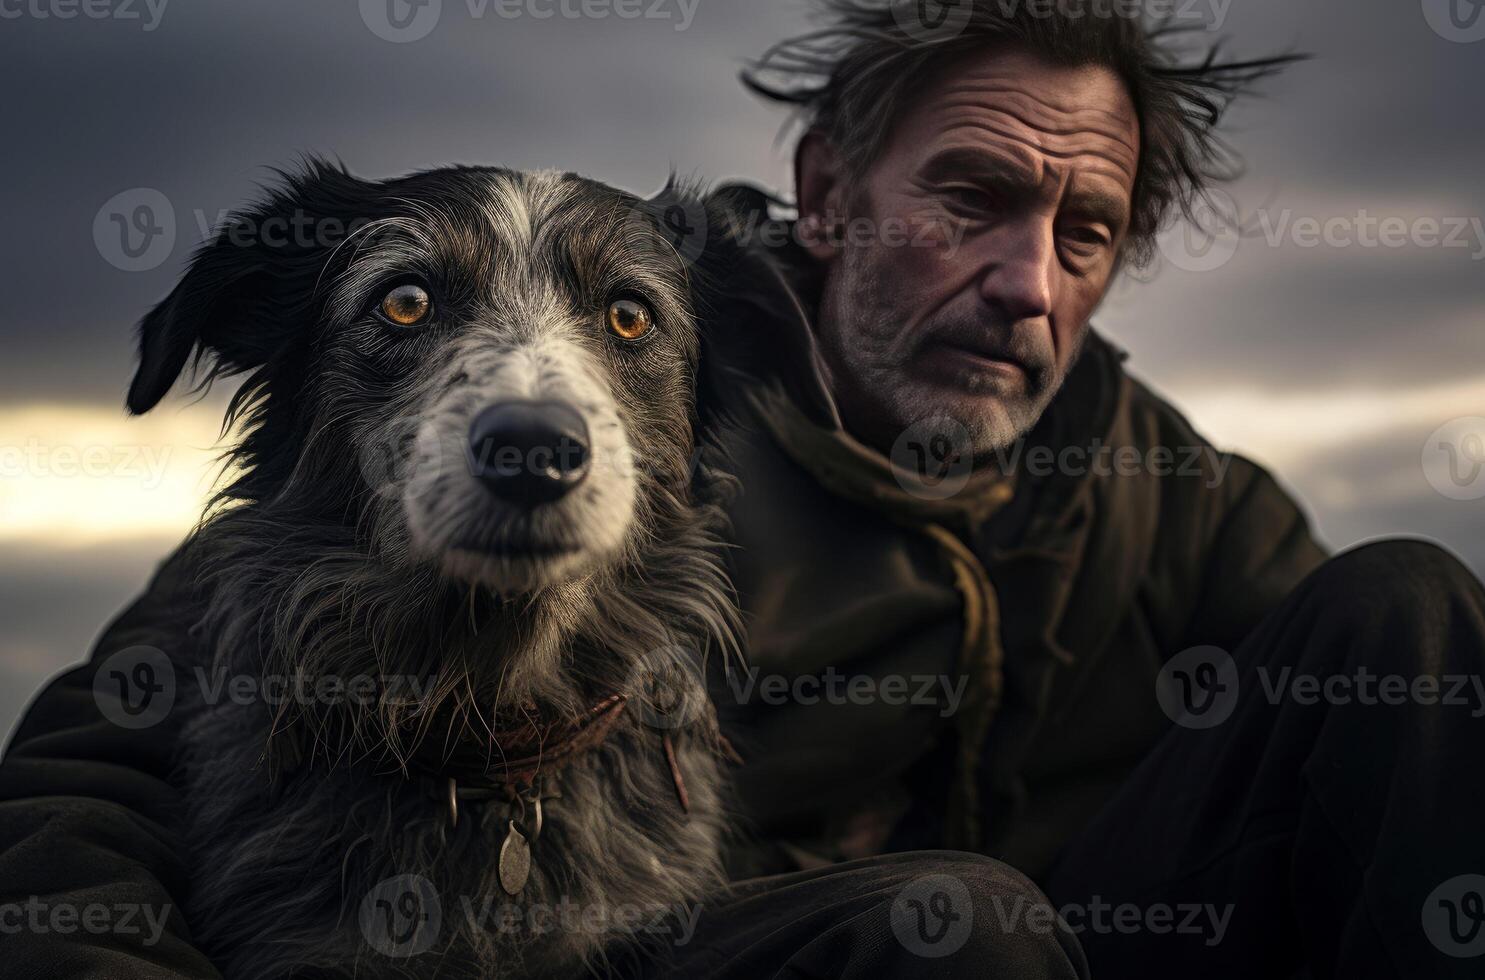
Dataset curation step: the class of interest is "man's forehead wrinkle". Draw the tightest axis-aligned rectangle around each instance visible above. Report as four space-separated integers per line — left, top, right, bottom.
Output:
922 88 1140 185
928 114 1138 185
926 100 1139 169
939 60 1136 117
933 81 1137 136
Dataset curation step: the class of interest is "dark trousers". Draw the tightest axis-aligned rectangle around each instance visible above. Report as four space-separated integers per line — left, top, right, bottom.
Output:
620 541 1485 978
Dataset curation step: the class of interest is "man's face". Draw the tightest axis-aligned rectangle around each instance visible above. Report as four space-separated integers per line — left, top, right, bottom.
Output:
798 48 1140 457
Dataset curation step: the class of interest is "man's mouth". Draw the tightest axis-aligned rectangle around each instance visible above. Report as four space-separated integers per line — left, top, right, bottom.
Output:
916 338 1027 381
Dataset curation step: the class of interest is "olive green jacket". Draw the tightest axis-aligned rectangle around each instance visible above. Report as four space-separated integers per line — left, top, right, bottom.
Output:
701 228 1327 878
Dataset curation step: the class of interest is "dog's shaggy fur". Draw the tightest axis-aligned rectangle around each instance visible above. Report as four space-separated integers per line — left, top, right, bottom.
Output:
127 162 765 978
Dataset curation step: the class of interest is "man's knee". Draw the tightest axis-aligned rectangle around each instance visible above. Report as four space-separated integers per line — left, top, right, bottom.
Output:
885 852 1087 978
1297 539 1484 672
1304 540 1479 628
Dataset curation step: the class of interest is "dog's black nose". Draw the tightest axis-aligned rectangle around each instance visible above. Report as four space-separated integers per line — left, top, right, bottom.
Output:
467 401 591 505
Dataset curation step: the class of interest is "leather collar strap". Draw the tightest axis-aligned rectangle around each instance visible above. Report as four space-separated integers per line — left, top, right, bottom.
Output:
402 693 629 793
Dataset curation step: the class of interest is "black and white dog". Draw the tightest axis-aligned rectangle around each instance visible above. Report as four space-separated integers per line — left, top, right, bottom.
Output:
124 162 790 978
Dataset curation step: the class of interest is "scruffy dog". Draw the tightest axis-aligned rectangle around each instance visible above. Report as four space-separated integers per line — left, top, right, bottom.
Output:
124 162 772 978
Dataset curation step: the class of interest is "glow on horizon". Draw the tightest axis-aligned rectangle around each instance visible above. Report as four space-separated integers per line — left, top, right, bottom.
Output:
3 372 1482 543
0 403 228 544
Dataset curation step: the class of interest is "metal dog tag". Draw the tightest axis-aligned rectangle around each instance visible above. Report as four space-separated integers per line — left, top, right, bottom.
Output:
499 820 531 895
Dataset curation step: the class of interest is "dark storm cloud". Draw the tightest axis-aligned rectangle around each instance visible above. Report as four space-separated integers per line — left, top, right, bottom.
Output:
1 0 1479 742
0 0 802 402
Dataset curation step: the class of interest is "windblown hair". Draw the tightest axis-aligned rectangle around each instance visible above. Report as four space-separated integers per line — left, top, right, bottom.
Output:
743 0 1303 266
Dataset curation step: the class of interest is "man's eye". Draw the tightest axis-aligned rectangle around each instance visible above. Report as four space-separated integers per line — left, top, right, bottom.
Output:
1060 227 1112 253
939 186 997 213
377 284 433 328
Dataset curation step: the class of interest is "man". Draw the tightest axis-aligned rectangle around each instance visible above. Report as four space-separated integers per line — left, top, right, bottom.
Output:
679 5 1485 978
3 4 1482 979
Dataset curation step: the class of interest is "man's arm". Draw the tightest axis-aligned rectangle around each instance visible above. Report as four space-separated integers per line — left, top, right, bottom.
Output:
0 551 220 979
1181 453 1330 651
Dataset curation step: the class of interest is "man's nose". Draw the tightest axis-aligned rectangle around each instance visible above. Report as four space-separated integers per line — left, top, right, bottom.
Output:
466 400 591 505
977 219 1056 321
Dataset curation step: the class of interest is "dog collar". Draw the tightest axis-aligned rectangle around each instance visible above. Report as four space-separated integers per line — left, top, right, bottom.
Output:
392 692 735 894
403 693 631 794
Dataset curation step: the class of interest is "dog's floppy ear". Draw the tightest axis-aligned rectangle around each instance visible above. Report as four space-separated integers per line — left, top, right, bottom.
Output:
126 159 367 415
687 182 839 430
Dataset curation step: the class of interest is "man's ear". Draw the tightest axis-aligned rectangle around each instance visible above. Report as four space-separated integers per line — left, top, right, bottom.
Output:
688 183 837 430
793 130 847 264
125 159 365 415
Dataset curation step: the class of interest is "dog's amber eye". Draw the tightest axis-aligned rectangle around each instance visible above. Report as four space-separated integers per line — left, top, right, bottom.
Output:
380 284 432 327
607 299 652 341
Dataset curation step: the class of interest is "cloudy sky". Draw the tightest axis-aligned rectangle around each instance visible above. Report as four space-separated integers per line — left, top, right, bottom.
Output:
1 0 1481 739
